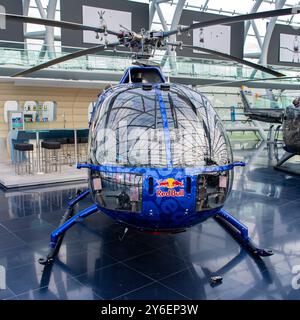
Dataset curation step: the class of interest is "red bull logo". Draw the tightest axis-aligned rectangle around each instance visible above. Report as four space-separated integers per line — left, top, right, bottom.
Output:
156 178 185 197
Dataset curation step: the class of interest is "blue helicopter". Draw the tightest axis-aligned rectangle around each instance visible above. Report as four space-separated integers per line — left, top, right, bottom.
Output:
3 6 299 265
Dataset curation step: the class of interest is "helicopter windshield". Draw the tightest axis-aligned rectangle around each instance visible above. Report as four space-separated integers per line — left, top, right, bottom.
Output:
160 86 231 167
90 86 168 167
89 85 232 168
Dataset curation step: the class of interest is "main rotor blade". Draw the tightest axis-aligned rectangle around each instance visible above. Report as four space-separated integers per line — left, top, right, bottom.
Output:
197 76 300 88
13 41 122 77
1 13 121 36
163 7 300 37
167 42 285 78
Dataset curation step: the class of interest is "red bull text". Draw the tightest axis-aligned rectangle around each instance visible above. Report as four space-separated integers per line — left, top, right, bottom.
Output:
156 178 185 197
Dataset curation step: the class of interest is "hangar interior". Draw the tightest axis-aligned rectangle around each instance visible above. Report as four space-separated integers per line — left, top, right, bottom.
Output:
0 0 300 300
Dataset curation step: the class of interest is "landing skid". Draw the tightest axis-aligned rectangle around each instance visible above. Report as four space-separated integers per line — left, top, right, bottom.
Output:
267 124 282 144
215 209 273 257
39 189 96 265
274 151 300 176
39 194 273 265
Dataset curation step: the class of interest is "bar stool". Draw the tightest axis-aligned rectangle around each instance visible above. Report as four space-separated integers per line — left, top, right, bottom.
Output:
78 136 88 163
13 143 34 175
66 137 75 165
56 138 69 165
41 141 61 173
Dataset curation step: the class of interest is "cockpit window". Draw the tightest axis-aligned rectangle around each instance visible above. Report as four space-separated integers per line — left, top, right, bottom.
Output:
90 87 168 167
89 86 232 168
160 86 232 167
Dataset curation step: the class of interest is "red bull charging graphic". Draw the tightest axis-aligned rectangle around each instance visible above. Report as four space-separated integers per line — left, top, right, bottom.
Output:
156 178 185 197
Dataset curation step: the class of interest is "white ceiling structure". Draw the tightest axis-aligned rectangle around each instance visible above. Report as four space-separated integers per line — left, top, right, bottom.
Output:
24 0 300 63
19 0 300 66
147 0 300 61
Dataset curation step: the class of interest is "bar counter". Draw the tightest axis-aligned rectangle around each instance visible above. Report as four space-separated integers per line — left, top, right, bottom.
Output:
8 128 89 167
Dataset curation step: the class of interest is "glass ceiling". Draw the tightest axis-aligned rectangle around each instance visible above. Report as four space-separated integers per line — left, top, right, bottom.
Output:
5 0 300 85
26 0 300 56
144 0 300 55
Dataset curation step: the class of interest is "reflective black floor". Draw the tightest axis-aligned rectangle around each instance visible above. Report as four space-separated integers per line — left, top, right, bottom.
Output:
1 141 300 300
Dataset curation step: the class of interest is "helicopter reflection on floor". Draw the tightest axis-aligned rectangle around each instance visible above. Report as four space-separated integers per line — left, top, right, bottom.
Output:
1 141 300 299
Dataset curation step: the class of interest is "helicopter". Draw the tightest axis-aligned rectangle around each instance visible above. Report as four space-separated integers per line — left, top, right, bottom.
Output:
240 86 285 124
2 6 300 265
240 87 300 174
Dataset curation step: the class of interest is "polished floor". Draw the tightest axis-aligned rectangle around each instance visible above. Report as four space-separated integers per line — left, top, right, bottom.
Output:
0 141 300 300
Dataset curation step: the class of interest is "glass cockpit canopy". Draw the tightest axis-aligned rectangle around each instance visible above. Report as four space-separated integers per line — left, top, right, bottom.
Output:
89 84 233 168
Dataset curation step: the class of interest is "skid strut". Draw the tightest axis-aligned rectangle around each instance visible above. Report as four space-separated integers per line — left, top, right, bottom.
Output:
215 209 273 257
274 151 300 175
39 189 97 265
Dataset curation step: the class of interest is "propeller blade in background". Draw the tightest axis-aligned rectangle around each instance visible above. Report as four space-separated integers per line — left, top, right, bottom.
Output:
1 13 121 36
197 76 300 88
166 42 286 78
12 41 122 77
163 7 300 37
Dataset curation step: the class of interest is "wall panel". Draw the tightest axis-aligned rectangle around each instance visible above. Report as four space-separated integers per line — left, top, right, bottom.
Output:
0 82 101 138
